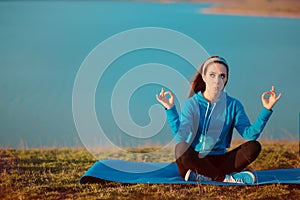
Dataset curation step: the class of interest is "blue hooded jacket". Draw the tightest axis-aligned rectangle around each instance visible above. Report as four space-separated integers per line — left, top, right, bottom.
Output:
166 91 272 155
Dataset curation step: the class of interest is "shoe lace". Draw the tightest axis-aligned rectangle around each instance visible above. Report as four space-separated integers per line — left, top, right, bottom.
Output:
195 174 212 182
226 175 244 184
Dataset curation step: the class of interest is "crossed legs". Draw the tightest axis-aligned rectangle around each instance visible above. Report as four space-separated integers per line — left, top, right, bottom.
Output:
175 141 262 181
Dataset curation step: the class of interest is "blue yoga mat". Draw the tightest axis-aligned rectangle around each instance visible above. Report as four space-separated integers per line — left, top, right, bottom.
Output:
80 160 300 185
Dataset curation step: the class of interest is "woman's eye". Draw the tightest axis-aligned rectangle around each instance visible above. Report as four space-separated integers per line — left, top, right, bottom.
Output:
210 74 215 78
220 74 226 79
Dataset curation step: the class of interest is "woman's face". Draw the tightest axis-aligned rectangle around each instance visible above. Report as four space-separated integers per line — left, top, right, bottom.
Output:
202 62 228 96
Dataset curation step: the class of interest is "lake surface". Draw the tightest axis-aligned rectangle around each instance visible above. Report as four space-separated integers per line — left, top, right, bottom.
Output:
0 1 299 148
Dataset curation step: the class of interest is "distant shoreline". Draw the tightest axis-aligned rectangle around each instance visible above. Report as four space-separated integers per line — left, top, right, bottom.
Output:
1 140 298 150
155 0 300 18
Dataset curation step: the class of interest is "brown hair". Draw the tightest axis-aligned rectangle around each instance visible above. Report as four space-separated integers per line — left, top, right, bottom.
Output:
188 56 229 98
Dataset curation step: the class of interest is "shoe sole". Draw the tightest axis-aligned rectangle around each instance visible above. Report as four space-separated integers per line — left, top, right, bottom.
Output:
184 169 192 181
243 171 256 184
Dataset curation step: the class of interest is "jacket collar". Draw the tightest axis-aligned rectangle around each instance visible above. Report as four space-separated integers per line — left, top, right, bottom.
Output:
195 91 227 105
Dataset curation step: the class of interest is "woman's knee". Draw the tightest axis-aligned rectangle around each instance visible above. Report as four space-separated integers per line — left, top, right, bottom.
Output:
175 142 197 163
243 140 262 160
175 142 189 159
248 140 262 154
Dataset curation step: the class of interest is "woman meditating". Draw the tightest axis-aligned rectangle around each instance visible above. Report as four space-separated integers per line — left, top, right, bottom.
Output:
156 56 282 184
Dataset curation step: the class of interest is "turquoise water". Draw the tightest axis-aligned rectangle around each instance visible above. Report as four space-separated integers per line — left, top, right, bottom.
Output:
0 1 299 148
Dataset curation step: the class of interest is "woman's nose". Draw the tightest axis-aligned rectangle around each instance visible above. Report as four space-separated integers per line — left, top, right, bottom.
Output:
216 76 221 83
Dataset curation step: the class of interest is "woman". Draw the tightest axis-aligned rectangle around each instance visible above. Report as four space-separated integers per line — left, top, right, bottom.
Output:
156 56 282 184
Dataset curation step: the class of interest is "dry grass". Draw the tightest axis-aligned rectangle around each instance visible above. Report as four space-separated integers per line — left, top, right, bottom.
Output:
0 141 299 199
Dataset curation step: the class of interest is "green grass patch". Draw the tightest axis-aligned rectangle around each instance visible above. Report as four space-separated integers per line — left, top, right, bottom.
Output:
0 141 299 199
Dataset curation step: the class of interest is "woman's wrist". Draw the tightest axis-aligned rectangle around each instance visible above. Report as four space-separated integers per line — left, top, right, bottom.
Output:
263 105 272 111
164 105 174 110
263 106 273 111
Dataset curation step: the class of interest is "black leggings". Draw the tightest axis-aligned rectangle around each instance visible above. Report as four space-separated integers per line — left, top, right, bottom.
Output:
175 141 261 181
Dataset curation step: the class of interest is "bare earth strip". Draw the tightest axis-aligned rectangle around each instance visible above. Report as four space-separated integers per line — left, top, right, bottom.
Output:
156 0 300 18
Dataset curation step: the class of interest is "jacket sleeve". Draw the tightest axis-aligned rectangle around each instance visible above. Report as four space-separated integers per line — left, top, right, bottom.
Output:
234 100 273 140
165 100 196 143
166 106 180 137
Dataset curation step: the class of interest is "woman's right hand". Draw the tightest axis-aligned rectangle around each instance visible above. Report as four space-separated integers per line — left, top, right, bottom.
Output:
155 88 174 110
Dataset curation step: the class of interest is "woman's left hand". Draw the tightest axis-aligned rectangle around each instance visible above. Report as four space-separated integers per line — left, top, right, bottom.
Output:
261 86 282 110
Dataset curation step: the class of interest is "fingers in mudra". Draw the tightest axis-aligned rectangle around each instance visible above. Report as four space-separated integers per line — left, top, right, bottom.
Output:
156 88 174 109
261 86 282 110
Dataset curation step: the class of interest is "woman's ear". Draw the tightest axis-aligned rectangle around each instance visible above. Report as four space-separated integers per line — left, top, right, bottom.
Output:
201 73 206 83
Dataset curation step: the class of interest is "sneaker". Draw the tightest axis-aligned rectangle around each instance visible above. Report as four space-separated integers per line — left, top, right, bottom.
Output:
184 169 212 182
223 171 256 184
